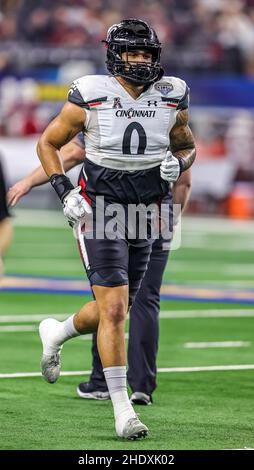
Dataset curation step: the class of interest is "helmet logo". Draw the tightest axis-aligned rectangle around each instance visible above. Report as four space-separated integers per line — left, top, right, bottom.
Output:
155 83 173 96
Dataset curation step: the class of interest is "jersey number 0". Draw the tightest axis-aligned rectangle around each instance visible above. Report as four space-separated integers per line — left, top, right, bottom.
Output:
122 122 147 155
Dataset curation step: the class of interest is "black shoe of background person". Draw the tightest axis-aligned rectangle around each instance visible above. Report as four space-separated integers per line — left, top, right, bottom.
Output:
130 392 153 405
77 381 110 400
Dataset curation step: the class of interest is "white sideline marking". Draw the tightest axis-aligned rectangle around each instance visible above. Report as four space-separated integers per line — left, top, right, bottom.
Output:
1 364 254 378
0 371 91 378
160 310 254 318
182 240 254 252
0 325 37 332
0 325 93 337
184 341 250 349
0 326 129 341
157 365 254 372
12 210 254 232
225 448 254 450
164 261 254 273
181 281 254 288
1 309 254 324
0 314 69 323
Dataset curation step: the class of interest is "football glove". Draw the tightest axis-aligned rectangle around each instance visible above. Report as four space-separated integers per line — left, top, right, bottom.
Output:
160 152 184 183
50 174 91 227
63 186 92 226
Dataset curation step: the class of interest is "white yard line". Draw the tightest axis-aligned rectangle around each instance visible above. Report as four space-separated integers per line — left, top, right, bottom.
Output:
225 448 254 450
0 314 69 323
182 216 254 234
12 209 66 228
1 309 254 323
160 310 254 318
157 365 254 372
0 325 93 337
8 243 71 248
0 326 37 332
181 240 254 251
184 341 250 349
12 210 254 232
6 260 254 272
177 281 254 287
164 261 254 274
0 371 91 378
5 259 80 265
0 326 129 341
1 364 254 379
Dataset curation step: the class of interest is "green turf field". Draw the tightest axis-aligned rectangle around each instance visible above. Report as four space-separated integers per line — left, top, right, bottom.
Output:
1 211 254 450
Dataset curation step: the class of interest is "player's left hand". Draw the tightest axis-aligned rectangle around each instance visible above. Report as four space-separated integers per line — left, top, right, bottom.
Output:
63 186 92 227
160 152 181 183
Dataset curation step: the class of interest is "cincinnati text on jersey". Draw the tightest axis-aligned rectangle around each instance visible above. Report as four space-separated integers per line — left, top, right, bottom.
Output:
115 108 156 118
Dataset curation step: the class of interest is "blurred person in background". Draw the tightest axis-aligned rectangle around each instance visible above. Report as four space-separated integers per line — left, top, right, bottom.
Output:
7 137 85 205
9 17 195 439
2 0 254 91
7 134 191 405
0 156 12 275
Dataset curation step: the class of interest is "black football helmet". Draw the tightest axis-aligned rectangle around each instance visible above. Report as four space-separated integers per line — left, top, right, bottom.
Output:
103 19 163 85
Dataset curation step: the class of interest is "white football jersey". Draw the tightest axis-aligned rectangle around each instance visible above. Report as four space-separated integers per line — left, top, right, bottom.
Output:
68 75 189 171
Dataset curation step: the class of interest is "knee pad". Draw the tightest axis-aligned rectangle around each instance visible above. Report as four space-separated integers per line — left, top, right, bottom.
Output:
88 268 128 288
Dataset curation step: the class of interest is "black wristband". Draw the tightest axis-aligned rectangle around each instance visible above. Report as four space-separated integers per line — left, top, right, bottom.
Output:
50 174 74 203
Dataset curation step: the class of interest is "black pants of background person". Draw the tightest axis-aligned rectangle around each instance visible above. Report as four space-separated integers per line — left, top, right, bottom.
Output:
77 227 171 403
0 158 12 275
0 159 10 222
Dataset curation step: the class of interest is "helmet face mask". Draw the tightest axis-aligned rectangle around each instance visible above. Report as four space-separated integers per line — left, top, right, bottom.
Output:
103 19 163 86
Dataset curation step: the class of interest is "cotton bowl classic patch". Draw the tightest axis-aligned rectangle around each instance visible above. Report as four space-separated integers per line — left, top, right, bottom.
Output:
154 82 174 95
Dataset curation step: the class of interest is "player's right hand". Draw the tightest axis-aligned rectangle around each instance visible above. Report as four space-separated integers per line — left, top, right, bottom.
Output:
63 186 92 227
7 180 32 207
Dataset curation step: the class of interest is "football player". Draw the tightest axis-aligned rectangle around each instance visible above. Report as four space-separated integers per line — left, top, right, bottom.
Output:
34 19 196 439
8 136 191 406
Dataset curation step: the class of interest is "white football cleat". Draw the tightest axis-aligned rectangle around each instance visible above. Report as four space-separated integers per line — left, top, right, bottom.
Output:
39 319 63 384
118 416 149 440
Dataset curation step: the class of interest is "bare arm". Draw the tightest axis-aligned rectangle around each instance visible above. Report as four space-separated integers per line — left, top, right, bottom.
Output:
170 109 196 172
172 168 192 212
172 168 192 228
37 102 85 178
7 141 85 207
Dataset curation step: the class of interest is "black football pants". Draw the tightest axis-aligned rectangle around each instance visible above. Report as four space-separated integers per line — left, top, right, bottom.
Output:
87 233 170 395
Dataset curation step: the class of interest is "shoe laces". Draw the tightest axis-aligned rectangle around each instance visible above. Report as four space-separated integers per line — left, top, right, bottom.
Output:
48 353 59 367
128 414 140 425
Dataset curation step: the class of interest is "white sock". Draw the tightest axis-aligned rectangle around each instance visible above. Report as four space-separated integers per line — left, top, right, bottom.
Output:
63 314 80 339
103 366 136 436
43 315 80 355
